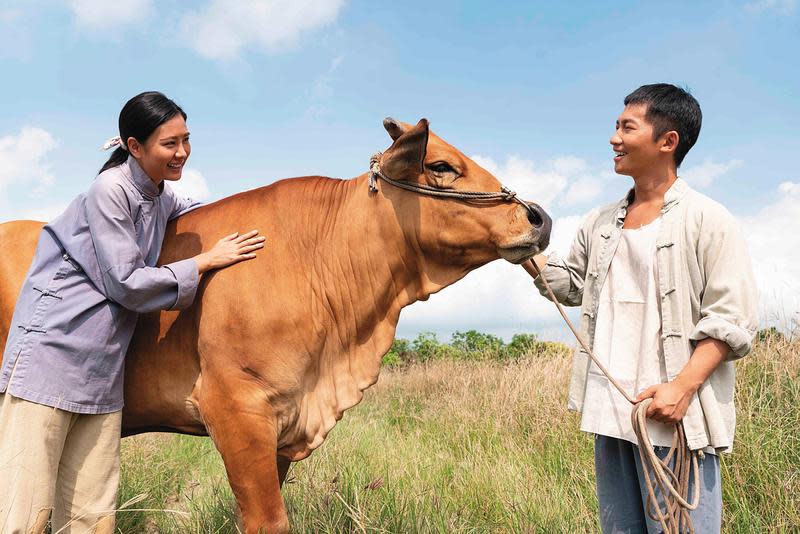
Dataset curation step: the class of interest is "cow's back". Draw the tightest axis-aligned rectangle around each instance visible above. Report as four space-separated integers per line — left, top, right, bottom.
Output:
0 220 45 367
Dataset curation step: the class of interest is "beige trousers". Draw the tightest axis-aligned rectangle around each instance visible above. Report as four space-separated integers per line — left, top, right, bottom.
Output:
0 393 121 534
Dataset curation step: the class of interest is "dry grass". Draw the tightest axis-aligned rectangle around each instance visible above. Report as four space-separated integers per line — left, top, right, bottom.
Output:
118 335 800 533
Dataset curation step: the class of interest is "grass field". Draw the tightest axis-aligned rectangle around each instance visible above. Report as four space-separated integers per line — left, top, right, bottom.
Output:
116 331 799 533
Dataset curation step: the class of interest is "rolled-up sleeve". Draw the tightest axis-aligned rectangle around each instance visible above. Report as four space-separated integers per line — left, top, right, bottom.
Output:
86 178 200 313
534 216 590 307
689 207 758 360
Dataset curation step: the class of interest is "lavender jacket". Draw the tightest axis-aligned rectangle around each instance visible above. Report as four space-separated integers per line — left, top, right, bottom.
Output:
0 156 201 414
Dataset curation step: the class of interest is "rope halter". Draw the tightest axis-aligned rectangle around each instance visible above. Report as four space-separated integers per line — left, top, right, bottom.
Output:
368 152 539 220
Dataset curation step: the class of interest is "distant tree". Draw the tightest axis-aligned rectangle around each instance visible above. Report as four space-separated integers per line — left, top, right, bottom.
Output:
506 333 542 358
411 331 457 361
382 331 571 367
382 338 411 367
450 330 504 355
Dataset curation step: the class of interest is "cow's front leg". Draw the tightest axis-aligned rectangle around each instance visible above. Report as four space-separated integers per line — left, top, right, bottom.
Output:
277 455 292 487
196 374 289 534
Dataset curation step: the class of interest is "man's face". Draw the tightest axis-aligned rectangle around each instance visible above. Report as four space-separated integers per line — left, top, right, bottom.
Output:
609 104 663 177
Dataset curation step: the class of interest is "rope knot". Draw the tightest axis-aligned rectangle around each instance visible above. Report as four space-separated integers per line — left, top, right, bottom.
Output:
501 186 517 200
368 152 382 192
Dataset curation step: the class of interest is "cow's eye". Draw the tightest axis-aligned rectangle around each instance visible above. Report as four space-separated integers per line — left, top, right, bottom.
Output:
427 161 457 175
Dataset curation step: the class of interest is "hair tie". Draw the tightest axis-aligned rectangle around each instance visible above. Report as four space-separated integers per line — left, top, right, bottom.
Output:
100 136 127 151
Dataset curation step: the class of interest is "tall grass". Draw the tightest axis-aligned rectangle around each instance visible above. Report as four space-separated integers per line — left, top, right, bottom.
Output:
118 332 799 532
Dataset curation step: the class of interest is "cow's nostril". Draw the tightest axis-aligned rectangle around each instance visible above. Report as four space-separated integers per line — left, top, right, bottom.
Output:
526 204 544 227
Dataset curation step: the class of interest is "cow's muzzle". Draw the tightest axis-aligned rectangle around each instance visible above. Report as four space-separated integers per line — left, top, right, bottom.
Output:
497 202 552 264
526 202 551 251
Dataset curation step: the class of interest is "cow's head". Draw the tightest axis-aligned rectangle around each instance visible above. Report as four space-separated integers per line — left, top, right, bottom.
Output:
377 118 551 268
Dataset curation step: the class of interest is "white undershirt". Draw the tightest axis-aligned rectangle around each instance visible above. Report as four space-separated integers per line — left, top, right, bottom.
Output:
580 217 677 448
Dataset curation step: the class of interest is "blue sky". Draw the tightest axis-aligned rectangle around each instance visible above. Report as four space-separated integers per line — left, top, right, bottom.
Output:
1 0 798 341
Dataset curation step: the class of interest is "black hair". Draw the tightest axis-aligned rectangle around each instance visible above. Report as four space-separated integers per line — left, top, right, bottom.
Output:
624 83 702 168
99 91 187 174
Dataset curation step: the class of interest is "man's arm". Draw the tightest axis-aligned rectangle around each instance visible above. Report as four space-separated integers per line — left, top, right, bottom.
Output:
525 210 599 306
637 203 758 424
635 338 729 423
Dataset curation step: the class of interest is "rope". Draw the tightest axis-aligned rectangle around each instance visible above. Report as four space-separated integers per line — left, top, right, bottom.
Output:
368 152 536 216
530 260 701 534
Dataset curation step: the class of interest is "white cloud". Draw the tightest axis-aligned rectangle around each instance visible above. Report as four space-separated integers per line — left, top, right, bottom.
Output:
180 0 345 60
778 181 800 195
169 168 211 201
67 0 154 30
745 0 796 15
681 158 743 188
739 181 800 332
396 258 576 343
470 154 607 210
564 177 604 206
0 127 58 197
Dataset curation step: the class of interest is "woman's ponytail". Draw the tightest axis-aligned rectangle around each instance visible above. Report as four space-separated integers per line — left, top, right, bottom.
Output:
98 146 130 174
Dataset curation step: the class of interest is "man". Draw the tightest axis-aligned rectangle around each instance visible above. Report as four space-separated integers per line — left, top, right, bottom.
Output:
524 83 758 533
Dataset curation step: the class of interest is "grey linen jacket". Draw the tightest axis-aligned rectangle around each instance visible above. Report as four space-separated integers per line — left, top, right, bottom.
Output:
535 178 758 452
0 156 202 414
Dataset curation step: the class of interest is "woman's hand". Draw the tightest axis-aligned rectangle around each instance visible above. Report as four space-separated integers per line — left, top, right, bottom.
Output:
195 230 266 274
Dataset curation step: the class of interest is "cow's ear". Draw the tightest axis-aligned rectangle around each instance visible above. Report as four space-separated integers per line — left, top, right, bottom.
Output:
381 118 429 179
383 117 406 141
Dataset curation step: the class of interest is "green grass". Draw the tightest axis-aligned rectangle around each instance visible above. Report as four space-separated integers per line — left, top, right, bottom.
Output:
118 333 800 533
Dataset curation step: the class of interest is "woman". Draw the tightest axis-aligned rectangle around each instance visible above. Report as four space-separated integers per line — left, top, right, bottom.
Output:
0 91 265 533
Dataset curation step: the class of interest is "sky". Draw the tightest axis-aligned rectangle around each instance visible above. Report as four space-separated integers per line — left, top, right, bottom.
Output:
1 0 798 342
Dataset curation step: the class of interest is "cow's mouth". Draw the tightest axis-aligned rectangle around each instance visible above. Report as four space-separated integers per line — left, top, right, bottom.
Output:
498 241 541 264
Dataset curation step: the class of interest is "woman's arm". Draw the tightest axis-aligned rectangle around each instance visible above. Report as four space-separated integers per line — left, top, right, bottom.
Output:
86 178 263 312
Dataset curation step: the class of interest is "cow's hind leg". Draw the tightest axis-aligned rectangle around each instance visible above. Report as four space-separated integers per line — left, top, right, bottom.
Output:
196 373 289 534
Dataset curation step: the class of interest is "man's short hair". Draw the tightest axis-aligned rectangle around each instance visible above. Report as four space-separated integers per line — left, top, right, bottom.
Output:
624 84 702 168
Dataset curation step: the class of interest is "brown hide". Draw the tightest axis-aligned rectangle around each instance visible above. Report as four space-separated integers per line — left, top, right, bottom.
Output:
0 119 550 533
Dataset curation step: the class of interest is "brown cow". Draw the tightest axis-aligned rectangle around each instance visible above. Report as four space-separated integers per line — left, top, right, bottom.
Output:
0 118 550 533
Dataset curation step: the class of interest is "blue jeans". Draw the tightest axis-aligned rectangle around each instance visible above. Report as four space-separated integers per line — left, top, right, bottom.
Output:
594 435 721 533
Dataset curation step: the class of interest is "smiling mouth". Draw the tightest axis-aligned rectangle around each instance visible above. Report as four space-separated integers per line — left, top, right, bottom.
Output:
168 162 184 170
614 150 627 161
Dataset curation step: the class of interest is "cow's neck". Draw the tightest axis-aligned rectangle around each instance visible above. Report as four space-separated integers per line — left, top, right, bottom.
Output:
315 174 476 338
279 173 483 459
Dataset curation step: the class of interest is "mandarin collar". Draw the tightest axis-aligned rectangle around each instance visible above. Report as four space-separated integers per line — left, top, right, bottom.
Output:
615 177 689 225
122 155 164 200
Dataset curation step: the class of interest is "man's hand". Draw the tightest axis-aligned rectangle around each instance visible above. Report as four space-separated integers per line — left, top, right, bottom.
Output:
522 254 548 279
635 378 697 424
636 337 731 424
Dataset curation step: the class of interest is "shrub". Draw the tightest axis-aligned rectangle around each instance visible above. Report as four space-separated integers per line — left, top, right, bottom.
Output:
382 338 411 367
450 330 504 355
412 331 459 361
